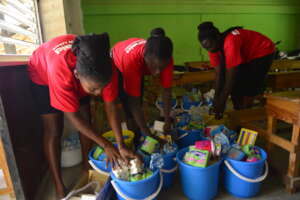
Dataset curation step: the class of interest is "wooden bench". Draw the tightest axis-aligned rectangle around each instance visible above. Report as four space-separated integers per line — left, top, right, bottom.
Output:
265 92 300 193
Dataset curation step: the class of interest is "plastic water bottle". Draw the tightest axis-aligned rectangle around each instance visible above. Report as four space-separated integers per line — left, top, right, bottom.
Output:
150 153 164 170
213 132 230 154
163 143 178 154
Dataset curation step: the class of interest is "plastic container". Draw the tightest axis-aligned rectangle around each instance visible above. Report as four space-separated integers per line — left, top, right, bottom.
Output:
137 144 179 189
103 130 135 148
111 169 163 200
177 147 222 200
176 128 203 149
223 147 268 198
88 147 111 174
61 132 82 168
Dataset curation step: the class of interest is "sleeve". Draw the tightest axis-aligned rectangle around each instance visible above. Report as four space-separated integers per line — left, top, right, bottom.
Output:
160 58 174 88
47 58 80 112
224 35 242 69
101 66 119 102
208 51 221 67
122 61 143 97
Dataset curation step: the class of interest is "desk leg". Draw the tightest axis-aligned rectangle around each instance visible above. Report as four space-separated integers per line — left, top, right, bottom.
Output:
266 115 277 159
286 125 300 193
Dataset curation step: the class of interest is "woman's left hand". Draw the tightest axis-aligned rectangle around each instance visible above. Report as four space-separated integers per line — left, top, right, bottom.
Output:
119 145 142 164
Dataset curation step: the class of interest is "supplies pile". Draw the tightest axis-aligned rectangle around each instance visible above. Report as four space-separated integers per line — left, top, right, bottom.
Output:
112 159 153 182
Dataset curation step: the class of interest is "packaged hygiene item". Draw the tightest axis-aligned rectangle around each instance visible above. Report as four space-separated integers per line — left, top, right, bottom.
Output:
183 146 210 168
140 136 159 154
237 128 258 146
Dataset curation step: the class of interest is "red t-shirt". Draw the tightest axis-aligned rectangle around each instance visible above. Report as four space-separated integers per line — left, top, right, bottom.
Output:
208 29 275 69
28 34 118 112
111 38 174 97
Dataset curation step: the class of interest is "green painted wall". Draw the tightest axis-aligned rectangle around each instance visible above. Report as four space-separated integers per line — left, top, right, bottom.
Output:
82 0 300 65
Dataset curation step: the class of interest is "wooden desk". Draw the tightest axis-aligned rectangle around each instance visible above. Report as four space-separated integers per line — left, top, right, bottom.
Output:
173 70 300 90
265 91 300 193
184 60 300 71
173 71 215 86
268 71 300 91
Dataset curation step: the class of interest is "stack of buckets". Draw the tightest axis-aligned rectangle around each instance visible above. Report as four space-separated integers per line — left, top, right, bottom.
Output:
89 127 268 200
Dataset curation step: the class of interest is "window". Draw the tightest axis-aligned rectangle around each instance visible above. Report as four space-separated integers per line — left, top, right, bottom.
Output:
0 0 41 55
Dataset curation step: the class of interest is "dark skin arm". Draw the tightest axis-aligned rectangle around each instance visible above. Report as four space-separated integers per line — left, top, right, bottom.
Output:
212 65 225 114
64 111 123 167
104 101 141 163
162 87 172 133
215 66 238 119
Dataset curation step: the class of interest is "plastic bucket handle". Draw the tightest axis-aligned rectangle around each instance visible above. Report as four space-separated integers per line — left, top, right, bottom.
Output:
176 132 189 140
160 165 178 173
224 160 269 183
89 160 110 176
111 171 163 200
155 100 177 111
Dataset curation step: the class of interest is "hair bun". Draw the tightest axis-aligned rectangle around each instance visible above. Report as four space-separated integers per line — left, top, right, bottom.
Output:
150 28 165 37
197 21 214 31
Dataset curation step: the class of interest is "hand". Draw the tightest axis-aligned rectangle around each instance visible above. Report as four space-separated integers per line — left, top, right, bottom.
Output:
102 141 123 169
119 145 142 164
163 120 173 134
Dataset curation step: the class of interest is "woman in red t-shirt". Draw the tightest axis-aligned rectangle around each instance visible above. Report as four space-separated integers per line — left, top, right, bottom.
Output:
197 22 275 119
28 33 137 198
110 28 174 143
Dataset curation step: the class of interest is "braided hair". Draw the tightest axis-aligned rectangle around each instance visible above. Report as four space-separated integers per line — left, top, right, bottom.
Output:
72 33 112 86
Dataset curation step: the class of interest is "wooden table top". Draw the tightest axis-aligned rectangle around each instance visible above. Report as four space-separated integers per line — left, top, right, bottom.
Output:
265 91 300 103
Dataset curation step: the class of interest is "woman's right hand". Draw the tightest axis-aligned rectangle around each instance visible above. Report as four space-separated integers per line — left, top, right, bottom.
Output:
102 141 123 168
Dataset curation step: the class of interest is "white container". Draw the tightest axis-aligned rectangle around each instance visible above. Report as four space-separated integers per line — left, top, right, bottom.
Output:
61 132 82 168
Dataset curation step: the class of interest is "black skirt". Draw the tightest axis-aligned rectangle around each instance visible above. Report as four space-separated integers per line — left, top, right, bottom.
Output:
231 53 274 97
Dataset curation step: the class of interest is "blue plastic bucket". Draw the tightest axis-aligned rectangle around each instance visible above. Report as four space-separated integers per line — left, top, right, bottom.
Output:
111 169 163 200
177 147 222 200
223 147 268 198
88 147 111 174
176 129 203 149
182 95 202 111
160 146 178 189
137 144 178 189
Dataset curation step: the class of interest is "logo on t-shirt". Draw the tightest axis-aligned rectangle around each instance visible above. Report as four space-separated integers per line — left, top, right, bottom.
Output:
53 40 73 55
125 39 146 54
231 30 240 35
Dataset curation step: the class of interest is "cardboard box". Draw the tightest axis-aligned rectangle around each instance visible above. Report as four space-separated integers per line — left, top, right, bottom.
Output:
68 170 110 200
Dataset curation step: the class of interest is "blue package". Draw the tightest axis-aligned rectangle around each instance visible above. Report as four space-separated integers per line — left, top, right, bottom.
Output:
226 147 246 161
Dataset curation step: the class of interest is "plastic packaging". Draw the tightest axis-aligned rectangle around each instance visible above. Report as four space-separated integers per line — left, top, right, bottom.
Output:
213 132 231 154
150 153 164 170
163 143 178 154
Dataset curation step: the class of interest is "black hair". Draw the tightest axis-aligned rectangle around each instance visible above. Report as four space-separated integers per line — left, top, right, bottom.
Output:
197 21 243 75
144 27 173 61
72 33 112 85
197 21 220 42
197 21 243 43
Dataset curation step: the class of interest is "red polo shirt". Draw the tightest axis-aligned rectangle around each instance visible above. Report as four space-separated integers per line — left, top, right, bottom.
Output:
111 38 173 97
28 34 118 112
208 29 275 69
